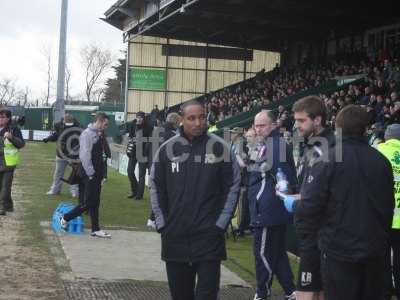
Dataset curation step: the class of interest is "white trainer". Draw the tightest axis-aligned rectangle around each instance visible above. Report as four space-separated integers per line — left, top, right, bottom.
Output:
285 292 296 300
60 217 68 231
90 230 112 238
47 190 60 195
146 219 156 229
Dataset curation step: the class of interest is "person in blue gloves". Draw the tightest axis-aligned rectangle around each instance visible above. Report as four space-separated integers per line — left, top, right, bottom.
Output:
281 96 335 300
248 110 297 300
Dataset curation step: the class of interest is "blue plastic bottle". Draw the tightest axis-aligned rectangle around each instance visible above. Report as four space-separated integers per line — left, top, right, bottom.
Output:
276 167 289 193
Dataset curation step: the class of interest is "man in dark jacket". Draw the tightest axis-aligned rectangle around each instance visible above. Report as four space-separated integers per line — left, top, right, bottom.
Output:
0 107 25 215
247 110 297 300
290 96 335 300
150 100 240 300
61 113 111 238
284 105 394 300
43 113 81 197
126 111 153 200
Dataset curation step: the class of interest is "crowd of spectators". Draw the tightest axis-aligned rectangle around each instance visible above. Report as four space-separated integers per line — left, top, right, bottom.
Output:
202 56 400 149
204 56 400 135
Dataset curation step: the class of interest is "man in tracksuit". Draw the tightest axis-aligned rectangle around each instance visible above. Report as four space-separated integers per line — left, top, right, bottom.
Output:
284 105 394 300
289 96 335 300
150 100 241 300
60 112 111 238
248 110 297 300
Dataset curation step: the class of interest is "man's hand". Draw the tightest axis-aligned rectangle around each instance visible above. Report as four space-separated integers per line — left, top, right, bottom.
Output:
4 132 12 139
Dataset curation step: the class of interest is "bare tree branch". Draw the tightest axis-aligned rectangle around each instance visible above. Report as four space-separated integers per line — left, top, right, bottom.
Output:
41 44 53 106
80 44 113 102
0 78 17 105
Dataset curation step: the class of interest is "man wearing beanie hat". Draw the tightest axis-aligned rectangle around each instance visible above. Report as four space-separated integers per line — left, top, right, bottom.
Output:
126 111 153 200
378 123 400 300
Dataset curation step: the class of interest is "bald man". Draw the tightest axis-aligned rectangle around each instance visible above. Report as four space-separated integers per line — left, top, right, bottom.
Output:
248 110 297 300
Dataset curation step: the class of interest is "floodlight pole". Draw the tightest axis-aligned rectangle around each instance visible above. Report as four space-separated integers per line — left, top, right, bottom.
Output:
54 0 68 124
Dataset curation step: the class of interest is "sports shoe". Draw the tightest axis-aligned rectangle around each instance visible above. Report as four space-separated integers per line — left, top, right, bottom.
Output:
46 190 60 195
90 230 112 238
60 217 68 231
146 219 156 229
285 292 296 300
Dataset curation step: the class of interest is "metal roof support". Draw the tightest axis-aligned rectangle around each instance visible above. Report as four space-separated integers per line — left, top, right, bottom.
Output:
132 0 200 39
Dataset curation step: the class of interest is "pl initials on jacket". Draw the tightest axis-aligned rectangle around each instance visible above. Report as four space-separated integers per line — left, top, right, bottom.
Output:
378 138 400 229
150 130 241 262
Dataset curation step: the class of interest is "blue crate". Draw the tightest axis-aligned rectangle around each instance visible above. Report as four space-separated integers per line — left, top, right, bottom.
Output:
68 216 84 234
51 202 84 234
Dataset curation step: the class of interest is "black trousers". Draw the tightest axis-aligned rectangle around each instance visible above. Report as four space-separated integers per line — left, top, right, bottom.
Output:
385 230 400 299
0 170 14 210
165 260 221 300
321 252 385 300
253 225 295 298
127 157 148 198
64 176 102 232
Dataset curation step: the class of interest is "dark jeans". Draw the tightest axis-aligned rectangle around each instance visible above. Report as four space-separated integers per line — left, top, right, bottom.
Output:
127 157 148 198
165 260 221 300
321 252 385 300
0 170 14 210
64 176 102 232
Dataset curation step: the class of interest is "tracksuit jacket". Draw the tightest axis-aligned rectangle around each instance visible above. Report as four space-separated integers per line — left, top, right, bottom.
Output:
247 129 297 227
150 128 241 262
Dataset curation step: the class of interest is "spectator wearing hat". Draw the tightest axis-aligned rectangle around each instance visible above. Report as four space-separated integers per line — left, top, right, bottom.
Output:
126 111 153 200
0 107 25 215
378 124 400 300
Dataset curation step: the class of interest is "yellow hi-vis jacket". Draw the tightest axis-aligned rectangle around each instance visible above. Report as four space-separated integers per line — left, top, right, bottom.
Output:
3 138 21 167
378 139 400 229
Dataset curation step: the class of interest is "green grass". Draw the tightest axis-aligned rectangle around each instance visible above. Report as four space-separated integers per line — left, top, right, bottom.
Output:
16 141 299 290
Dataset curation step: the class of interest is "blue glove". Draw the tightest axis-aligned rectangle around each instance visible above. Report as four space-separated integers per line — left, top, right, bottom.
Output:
282 195 297 213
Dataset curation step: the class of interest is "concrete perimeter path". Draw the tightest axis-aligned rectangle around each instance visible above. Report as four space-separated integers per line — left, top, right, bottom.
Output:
59 230 250 287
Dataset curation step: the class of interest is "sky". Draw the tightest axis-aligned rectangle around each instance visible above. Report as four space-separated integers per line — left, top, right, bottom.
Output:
0 0 124 104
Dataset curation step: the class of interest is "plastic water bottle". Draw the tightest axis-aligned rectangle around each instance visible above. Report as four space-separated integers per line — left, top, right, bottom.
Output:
276 167 289 193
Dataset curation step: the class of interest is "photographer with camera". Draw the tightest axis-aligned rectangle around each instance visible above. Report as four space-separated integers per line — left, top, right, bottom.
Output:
43 113 81 197
0 107 25 215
